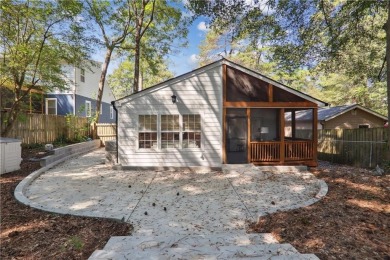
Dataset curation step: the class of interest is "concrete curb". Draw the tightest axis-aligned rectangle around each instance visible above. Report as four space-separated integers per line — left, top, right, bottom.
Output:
257 175 328 218
14 140 102 217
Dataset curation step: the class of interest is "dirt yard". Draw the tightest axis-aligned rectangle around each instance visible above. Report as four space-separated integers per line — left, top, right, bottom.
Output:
0 147 132 260
249 161 390 259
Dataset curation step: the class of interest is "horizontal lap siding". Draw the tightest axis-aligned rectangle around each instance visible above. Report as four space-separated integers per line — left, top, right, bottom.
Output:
118 66 223 167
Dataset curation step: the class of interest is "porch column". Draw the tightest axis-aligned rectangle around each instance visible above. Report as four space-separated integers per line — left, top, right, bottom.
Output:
280 108 285 164
313 107 318 164
247 108 251 163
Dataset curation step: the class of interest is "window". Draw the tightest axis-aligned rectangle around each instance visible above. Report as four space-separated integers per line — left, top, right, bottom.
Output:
139 115 157 148
100 103 103 115
182 114 201 148
45 98 57 115
359 124 369 129
80 68 85 82
161 115 180 148
85 101 91 117
110 106 114 119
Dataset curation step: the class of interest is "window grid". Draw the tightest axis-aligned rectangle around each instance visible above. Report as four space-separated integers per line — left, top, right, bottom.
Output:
85 101 91 117
138 115 157 149
161 115 180 149
182 114 201 148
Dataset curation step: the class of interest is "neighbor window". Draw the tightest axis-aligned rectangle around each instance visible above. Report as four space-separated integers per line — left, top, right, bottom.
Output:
85 101 91 117
161 115 180 148
139 115 157 148
110 106 114 119
359 124 369 129
45 98 57 115
182 114 201 148
80 68 85 82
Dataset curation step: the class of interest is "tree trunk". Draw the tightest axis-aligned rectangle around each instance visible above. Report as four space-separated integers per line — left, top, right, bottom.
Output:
386 0 390 161
94 47 113 138
1 85 23 137
133 35 141 93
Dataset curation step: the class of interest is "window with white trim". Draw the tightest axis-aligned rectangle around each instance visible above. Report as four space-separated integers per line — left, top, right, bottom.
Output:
45 98 57 115
183 114 201 148
139 115 157 148
80 68 85 82
110 106 114 119
85 101 91 117
161 115 180 148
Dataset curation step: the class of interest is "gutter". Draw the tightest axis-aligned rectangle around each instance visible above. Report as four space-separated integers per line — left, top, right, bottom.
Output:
111 101 119 163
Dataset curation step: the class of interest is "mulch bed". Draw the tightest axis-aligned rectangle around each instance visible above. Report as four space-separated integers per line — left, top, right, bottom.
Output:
248 161 390 259
1 147 132 260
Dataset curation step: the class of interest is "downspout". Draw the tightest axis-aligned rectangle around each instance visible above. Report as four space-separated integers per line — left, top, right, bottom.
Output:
111 101 118 164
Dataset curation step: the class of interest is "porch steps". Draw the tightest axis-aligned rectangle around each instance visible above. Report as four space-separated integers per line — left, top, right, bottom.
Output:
88 232 319 259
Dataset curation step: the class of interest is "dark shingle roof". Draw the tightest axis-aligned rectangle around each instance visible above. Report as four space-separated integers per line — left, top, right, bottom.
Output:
287 104 387 122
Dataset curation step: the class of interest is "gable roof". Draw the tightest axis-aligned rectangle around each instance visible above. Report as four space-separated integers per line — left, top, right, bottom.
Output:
115 58 327 107
291 104 387 121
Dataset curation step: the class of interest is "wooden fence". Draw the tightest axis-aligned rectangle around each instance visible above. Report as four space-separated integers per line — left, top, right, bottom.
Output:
1 113 90 145
94 123 116 145
318 128 387 168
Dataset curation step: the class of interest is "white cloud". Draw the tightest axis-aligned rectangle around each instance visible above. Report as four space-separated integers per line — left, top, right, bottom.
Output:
197 21 209 32
188 54 199 65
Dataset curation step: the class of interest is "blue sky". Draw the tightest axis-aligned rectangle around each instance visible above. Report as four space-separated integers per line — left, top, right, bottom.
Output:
168 18 208 76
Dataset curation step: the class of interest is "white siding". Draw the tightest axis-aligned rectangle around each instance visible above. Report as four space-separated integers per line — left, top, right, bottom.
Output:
117 65 223 168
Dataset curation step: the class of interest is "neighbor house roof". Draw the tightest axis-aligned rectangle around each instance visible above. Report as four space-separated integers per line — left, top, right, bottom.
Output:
114 58 328 107
289 104 387 122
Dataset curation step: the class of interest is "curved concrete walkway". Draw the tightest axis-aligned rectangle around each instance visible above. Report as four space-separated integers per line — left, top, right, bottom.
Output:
16 148 327 236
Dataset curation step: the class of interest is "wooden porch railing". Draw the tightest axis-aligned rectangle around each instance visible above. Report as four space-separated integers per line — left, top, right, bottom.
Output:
250 140 313 163
285 141 313 161
251 142 280 162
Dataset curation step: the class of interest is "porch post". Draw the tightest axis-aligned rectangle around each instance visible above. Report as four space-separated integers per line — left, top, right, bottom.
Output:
247 108 251 163
280 108 285 164
292 110 296 139
313 107 318 165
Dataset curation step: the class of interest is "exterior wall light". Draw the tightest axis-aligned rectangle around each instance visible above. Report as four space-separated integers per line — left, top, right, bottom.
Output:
171 94 177 104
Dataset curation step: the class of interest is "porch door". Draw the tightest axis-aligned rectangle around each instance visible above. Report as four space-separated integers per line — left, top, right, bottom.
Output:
226 114 248 164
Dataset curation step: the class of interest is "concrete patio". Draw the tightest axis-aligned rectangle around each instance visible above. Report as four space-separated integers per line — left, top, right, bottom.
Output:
15 148 327 259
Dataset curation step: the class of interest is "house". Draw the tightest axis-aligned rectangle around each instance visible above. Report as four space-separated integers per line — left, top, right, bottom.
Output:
113 59 327 169
46 61 115 123
286 104 387 130
0 61 116 123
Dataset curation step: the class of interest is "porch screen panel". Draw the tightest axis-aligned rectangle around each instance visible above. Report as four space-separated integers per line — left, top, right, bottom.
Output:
183 114 201 148
138 115 157 148
226 66 268 102
161 115 179 148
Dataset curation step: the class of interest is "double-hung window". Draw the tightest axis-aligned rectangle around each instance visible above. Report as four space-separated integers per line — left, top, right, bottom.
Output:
138 115 157 148
161 115 180 148
183 114 201 148
85 101 91 117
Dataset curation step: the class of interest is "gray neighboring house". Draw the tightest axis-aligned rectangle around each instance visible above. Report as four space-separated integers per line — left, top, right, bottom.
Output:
286 104 387 130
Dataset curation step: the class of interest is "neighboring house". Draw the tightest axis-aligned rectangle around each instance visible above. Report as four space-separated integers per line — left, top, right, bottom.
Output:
46 61 116 123
286 104 387 130
1 61 116 123
113 59 327 169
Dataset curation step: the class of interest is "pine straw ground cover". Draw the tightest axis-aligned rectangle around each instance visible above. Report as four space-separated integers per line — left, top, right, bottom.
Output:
248 161 390 259
1 147 132 260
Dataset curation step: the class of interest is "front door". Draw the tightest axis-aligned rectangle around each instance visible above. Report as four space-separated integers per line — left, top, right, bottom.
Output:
226 115 247 164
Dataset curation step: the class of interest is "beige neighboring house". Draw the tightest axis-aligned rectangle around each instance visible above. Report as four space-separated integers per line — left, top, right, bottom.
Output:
288 104 387 130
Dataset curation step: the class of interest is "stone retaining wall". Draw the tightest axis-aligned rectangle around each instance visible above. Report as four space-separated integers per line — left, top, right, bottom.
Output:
40 140 101 167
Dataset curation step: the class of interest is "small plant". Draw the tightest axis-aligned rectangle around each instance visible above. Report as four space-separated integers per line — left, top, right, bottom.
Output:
21 143 44 150
68 236 84 251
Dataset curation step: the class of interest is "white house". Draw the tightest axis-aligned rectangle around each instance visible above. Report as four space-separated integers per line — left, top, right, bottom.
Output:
113 59 327 169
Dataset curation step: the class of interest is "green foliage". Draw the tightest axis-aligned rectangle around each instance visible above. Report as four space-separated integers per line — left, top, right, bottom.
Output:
0 0 90 136
68 236 84 251
108 58 174 98
65 113 89 143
